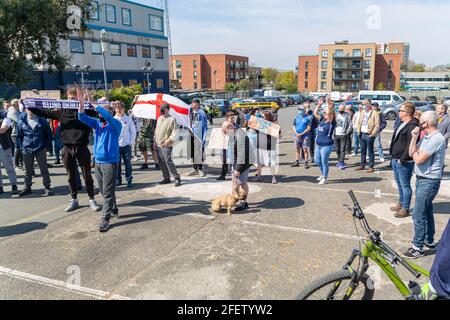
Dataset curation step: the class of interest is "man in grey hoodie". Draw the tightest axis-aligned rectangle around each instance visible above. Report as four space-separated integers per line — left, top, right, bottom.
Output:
437 104 450 148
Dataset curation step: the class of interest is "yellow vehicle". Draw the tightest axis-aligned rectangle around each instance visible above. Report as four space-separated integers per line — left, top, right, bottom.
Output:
231 102 280 110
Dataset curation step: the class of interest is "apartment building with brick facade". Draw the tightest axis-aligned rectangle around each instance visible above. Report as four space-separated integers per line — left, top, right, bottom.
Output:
171 54 249 90
298 41 405 93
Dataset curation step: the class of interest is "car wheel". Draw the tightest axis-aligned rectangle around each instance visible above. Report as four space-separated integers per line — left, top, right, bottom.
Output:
386 112 397 121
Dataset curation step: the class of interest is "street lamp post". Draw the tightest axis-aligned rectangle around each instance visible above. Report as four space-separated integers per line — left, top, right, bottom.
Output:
143 62 154 94
256 71 260 89
73 65 91 88
213 70 217 98
100 29 108 94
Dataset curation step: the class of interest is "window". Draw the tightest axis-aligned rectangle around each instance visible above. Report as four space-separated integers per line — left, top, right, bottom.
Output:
353 49 361 57
157 79 164 89
364 71 371 80
175 60 181 68
389 60 393 68
193 60 197 68
352 60 361 68
91 1 99 20
363 82 370 90
110 43 121 56
393 95 401 102
388 71 393 80
193 71 198 80
106 5 116 23
194 83 198 89
387 82 392 90
127 44 137 57
322 50 328 58
364 60 371 69
91 41 101 55
305 81 308 89
335 49 344 57
149 15 163 31
155 47 164 59
365 48 372 57
142 46 151 58
70 39 84 53
176 71 182 79
321 60 328 69
305 72 309 80
321 71 327 79
305 61 309 70
352 71 361 79
321 82 327 90
121 8 132 26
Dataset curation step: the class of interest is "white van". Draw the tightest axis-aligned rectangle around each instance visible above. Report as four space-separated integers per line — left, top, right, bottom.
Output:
357 91 404 105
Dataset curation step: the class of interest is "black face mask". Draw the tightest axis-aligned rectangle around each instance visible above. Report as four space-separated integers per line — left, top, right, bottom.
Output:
160 107 169 115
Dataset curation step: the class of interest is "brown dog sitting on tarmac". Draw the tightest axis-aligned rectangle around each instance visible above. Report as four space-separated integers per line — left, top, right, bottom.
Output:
211 190 247 216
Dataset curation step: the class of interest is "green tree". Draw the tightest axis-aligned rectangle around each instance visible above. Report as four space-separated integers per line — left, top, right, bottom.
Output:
376 82 386 91
224 83 238 92
237 79 251 91
262 68 279 86
275 71 298 93
93 84 143 112
0 0 93 86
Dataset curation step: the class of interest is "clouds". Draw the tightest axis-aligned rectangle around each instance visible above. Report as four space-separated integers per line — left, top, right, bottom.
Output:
144 0 450 69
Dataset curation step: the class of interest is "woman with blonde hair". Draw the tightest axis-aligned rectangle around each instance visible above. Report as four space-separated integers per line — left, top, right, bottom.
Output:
313 98 337 184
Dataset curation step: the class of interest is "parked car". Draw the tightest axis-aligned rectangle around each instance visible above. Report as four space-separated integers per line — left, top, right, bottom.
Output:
288 94 307 105
425 96 438 104
442 96 450 106
203 99 231 116
382 101 435 121
410 96 420 101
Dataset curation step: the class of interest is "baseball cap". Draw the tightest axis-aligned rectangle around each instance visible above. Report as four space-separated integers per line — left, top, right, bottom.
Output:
192 98 200 104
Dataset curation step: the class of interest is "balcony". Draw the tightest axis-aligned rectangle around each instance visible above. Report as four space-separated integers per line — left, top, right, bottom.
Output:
333 76 362 81
333 54 363 59
333 63 362 70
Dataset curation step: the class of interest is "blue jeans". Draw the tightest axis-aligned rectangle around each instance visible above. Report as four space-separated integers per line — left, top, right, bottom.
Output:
117 145 133 184
392 160 414 210
375 134 384 159
353 130 360 155
360 133 375 168
315 144 333 179
412 177 441 250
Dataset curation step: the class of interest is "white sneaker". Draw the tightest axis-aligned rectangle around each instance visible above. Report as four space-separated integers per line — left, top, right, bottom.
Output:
65 199 79 213
187 170 199 176
89 199 102 212
318 178 327 185
198 170 206 177
316 176 324 181
380 158 385 163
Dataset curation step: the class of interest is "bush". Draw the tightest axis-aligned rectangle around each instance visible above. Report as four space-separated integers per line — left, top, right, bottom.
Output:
93 84 143 112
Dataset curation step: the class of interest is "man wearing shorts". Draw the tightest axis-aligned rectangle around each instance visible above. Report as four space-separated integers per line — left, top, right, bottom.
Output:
138 119 159 170
292 105 312 169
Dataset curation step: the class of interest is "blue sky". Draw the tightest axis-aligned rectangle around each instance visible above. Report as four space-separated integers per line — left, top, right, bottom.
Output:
142 0 450 70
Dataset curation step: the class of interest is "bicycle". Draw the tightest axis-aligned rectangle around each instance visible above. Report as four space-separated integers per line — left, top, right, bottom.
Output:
298 190 430 300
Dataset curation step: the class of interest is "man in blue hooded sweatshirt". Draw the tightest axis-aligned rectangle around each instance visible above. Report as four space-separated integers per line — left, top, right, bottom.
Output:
77 90 122 232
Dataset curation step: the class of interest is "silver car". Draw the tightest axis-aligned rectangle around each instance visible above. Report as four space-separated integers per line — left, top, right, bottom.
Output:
382 101 435 121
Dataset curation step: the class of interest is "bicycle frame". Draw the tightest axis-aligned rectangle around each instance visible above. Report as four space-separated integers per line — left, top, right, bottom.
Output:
342 240 430 299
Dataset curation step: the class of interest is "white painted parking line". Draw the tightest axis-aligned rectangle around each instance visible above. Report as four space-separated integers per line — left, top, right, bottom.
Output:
0 266 130 300
241 221 361 241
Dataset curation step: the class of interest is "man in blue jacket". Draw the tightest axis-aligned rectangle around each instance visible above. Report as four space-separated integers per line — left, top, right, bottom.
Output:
188 99 208 177
78 91 122 233
16 108 54 197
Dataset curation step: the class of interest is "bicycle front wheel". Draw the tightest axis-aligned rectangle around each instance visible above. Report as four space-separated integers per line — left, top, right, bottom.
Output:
297 270 375 300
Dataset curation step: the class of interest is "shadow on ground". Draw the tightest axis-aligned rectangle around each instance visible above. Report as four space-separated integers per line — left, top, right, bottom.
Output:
0 222 48 238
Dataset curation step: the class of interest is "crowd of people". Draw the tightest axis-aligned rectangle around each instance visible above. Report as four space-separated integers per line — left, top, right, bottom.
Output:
1 89 450 299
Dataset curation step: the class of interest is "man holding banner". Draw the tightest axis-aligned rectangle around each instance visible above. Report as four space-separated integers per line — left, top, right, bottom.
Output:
25 87 101 213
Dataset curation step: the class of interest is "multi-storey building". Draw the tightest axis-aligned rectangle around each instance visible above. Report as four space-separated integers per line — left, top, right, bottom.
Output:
401 72 450 91
32 0 170 93
298 41 403 93
170 54 249 90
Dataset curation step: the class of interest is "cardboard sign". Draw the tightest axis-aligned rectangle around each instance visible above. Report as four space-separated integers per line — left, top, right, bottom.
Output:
207 128 229 150
247 116 280 138
232 102 279 110
21 90 61 100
